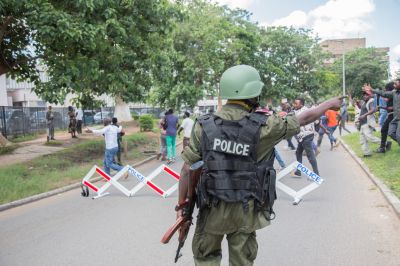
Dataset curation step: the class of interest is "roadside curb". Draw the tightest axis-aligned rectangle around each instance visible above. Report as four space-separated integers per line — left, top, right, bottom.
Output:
339 139 400 219
0 155 158 212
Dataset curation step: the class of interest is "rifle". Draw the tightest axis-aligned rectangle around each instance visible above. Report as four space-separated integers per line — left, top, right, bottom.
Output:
161 160 204 263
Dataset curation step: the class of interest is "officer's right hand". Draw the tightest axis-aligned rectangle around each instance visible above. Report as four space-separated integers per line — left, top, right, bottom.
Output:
328 96 347 111
176 209 183 220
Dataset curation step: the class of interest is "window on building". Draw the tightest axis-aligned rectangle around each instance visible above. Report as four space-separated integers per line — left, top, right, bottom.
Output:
37 101 46 107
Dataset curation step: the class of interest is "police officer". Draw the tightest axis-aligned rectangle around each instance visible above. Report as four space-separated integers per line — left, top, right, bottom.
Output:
177 65 344 265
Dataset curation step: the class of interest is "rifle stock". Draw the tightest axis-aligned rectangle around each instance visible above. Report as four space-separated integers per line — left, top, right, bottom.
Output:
160 160 204 262
161 216 186 244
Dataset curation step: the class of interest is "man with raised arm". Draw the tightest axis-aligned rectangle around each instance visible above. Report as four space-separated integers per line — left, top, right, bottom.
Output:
175 65 344 265
364 80 400 147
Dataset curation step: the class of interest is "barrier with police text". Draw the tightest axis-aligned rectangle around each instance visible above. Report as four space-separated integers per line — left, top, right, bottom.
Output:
81 164 180 199
276 161 324 205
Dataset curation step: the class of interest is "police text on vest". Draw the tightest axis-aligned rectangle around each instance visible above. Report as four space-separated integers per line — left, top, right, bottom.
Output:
213 138 250 156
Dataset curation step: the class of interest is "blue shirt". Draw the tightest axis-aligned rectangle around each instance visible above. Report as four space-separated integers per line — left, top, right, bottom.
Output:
318 115 328 135
165 114 179 136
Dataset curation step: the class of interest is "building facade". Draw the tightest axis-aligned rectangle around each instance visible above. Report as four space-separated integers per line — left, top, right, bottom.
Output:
0 72 114 107
320 38 389 66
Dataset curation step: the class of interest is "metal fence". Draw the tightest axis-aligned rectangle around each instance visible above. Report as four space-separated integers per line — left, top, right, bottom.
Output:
0 106 165 138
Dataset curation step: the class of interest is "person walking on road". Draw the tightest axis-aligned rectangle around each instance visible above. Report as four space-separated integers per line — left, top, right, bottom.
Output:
164 109 179 164
375 82 395 153
281 101 296 150
112 117 124 165
358 90 380 157
316 115 329 148
293 97 320 176
365 79 400 147
86 118 125 176
339 100 351 136
157 112 168 161
175 64 344 265
177 111 194 151
325 109 340 150
46 106 55 142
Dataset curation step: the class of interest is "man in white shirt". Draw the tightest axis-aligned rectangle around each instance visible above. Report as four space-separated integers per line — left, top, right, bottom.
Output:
76 108 83 134
293 97 319 177
177 111 194 150
86 118 124 175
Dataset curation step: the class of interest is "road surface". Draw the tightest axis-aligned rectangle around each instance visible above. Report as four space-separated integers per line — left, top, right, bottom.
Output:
1 137 399 265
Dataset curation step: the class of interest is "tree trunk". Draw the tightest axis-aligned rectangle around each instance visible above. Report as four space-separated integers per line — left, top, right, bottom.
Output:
217 86 222 112
0 132 10 147
114 96 133 122
0 64 10 76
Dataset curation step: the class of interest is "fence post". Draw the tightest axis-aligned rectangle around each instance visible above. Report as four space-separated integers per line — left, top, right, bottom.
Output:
1 106 6 138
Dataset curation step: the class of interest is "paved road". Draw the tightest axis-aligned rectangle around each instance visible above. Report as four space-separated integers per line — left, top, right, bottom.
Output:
1 137 400 266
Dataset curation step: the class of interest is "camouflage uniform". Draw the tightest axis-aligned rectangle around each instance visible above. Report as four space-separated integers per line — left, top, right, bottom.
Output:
182 103 300 266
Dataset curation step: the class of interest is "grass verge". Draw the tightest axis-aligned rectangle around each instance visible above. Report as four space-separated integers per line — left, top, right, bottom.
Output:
342 132 400 198
0 144 19 155
9 133 41 143
0 132 158 204
44 141 63 146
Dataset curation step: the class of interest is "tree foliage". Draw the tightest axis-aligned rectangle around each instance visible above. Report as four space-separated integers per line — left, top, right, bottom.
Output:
1 0 176 106
149 1 262 110
2 0 356 108
257 27 338 103
0 1 39 79
330 47 388 98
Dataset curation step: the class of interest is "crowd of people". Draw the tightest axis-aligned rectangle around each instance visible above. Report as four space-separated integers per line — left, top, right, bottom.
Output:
175 65 345 265
45 105 84 142
157 109 195 164
358 79 400 156
51 64 396 265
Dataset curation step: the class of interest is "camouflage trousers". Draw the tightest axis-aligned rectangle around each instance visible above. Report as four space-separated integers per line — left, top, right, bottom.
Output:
192 211 258 266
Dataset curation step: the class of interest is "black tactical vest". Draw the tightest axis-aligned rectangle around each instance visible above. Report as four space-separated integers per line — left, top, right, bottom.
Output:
197 112 276 217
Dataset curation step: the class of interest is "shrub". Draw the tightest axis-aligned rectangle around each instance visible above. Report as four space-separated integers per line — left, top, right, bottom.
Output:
139 114 154 131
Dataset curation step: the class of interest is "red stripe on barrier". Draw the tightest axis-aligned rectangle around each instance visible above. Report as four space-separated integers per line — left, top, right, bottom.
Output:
96 167 111 181
84 181 99 192
146 181 164 196
163 166 180 180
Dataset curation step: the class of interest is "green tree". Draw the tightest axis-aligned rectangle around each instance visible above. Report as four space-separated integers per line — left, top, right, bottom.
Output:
258 26 336 103
331 47 388 98
1 0 176 120
0 1 40 79
149 1 262 110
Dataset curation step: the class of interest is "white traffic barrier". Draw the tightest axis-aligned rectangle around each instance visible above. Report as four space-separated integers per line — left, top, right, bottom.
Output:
81 165 131 199
276 161 324 205
128 164 180 198
81 164 180 199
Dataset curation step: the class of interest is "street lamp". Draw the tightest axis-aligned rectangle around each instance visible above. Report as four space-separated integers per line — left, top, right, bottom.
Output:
342 49 346 96
330 40 346 96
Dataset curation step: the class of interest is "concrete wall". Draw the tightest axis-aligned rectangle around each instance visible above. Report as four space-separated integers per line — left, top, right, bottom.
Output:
0 76 8 106
320 38 366 57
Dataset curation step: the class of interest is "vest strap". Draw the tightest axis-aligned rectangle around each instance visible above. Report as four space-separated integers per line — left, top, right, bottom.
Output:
198 115 220 142
207 160 256 171
206 179 255 190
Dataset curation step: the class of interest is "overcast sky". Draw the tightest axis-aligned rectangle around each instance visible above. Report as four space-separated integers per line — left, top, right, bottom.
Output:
214 0 400 76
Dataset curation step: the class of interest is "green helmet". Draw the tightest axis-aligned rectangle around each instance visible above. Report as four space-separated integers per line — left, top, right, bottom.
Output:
219 65 264 100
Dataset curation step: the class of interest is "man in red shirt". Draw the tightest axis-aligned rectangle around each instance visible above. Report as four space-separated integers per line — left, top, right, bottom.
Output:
325 109 341 150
